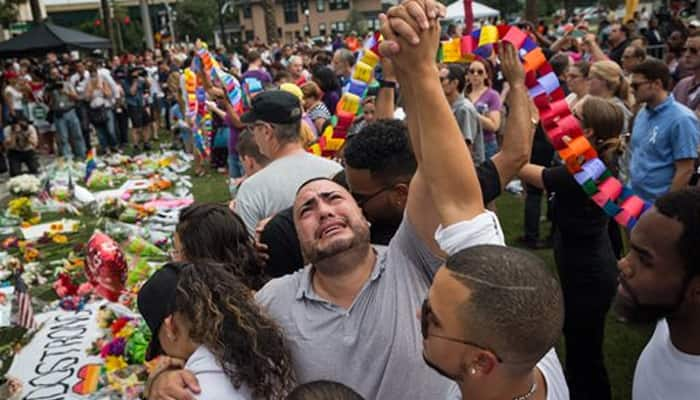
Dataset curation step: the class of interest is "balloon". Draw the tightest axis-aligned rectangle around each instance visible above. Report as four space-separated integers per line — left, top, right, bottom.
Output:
86 231 128 302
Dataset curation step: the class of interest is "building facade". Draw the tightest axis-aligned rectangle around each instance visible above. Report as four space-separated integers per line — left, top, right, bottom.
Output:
236 0 391 44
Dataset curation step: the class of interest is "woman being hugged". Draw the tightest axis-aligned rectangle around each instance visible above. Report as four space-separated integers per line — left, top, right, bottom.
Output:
138 261 295 400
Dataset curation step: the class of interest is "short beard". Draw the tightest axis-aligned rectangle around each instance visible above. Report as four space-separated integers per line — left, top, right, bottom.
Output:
304 220 371 270
612 293 674 325
613 278 682 325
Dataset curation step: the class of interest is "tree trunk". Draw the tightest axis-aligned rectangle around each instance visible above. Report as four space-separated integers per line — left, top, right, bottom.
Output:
524 0 537 23
101 0 116 57
262 0 278 43
29 0 42 23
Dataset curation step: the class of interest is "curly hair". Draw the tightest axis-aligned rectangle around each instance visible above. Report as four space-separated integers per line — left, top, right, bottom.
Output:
342 119 416 186
175 262 296 398
176 203 268 290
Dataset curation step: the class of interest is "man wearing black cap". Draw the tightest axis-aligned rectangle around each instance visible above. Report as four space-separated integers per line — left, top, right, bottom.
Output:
234 90 342 235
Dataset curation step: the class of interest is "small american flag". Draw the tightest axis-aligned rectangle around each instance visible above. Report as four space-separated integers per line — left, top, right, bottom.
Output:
37 178 52 202
14 276 37 330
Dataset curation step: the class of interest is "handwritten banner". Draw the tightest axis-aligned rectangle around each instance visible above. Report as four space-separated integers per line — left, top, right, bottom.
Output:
7 302 135 399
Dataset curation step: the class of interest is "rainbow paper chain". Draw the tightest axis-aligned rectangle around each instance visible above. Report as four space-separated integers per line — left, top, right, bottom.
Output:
183 67 211 157
309 32 382 158
454 25 650 229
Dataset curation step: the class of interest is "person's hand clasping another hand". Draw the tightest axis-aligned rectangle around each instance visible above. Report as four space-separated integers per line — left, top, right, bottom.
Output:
378 0 443 79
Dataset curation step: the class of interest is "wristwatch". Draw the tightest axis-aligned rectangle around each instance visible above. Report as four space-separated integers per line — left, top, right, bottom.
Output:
378 80 397 89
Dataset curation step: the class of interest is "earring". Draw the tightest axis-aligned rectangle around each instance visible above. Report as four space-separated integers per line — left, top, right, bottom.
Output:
470 367 476 375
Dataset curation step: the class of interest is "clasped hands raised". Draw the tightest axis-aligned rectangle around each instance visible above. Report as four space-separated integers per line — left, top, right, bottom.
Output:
378 0 525 87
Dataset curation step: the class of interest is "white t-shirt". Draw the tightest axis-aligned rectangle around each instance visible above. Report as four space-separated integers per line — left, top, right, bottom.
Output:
5 86 24 111
437 212 569 400
633 319 700 400
234 151 342 235
184 346 253 400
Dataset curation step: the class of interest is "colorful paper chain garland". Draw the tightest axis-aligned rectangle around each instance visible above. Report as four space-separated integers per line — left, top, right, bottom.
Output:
309 32 382 158
452 25 650 229
182 43 246 158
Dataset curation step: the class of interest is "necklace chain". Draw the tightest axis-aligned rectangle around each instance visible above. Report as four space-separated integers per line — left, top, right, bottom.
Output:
512 382 537 400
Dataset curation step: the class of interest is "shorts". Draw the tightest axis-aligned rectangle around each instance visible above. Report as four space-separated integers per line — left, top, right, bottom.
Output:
127 105 147 128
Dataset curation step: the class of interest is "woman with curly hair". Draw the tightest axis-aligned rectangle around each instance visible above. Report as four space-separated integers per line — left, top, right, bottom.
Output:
173 203 268 290
138 261 295 399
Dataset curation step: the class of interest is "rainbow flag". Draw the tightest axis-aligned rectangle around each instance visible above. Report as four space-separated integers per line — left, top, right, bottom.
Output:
85 148 96 183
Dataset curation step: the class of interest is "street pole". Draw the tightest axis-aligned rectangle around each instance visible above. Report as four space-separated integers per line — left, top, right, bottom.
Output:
216 0 226 48
165 2 176 43
140 0 155 49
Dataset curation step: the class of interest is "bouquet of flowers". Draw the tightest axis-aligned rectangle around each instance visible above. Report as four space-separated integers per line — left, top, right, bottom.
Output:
97 198 128 219
6 175 41 196
7 198 37 223
84 306 154 399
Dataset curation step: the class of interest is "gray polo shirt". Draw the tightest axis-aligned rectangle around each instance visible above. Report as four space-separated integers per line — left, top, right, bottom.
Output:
451 94 485 166
255 217 458 399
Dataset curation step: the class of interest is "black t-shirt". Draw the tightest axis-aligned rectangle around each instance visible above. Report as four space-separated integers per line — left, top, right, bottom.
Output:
260 207 304 279
607 39 630 65
542 165 609 238
260 160 502 278
477 158 501 205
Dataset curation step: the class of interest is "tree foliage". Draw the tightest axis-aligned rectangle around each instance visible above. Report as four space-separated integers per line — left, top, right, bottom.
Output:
345 9 367 34
0 0 27 27
175 0 217 42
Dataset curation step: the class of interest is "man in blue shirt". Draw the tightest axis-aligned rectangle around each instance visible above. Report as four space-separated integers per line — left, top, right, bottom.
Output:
629 58 699 202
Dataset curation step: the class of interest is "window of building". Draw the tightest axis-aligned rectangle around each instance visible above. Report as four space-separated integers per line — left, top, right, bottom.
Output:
245 30 254 41
328 0 349 11
243 3 252 18
278 27 283 38
283 0 299 23
336 21 346 32
316 0 324 12
319 23 326 36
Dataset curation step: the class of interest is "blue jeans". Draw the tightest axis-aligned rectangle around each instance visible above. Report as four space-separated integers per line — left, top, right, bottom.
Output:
54 109 86 159
228 153 244 178
484 137 499 159
95 109 118 150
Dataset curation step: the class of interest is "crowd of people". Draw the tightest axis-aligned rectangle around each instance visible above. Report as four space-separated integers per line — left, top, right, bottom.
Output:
1 1 700 399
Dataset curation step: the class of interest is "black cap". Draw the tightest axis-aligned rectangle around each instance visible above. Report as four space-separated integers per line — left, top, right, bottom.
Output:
137 262 187 361
240 90 302 124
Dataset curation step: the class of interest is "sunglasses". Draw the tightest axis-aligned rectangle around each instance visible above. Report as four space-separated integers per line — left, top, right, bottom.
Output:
683 47 699 55
420 298 503 362
468 69 485 75
351 186 392 208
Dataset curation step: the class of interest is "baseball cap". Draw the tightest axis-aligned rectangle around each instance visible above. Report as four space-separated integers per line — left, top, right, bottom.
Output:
137 262 188 361
241 90 303 124
280 83 304 102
